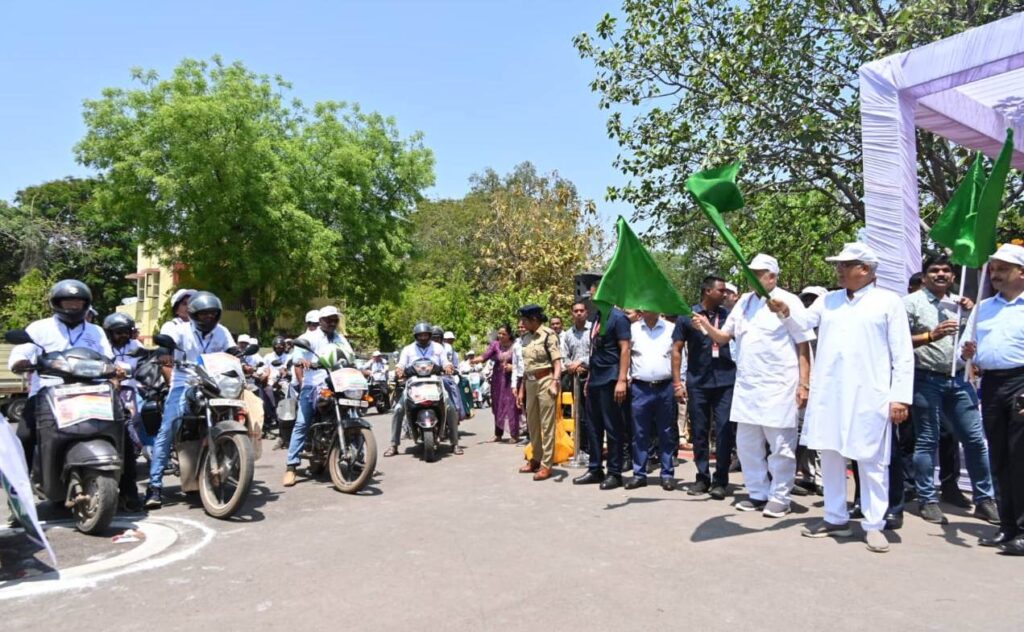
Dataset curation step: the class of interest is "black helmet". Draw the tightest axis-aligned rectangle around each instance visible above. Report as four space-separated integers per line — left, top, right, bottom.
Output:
272 335 286 347
412 322 432 337
49 279 93 325
187 291 223 334
103 312 135 333
431 326 444 337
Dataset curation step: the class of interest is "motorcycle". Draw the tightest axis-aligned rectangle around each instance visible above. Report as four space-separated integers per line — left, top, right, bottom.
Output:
403 358 458 462
271 360 297 447
4 329 124 535
367 369 390 414
290 338 377 493
152 334 258 519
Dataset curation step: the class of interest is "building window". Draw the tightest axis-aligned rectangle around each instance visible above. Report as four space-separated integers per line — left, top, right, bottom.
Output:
147 272 160 298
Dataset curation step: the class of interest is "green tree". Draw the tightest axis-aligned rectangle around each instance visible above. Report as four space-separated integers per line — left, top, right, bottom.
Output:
75 57 434 333
574 1 1024 256
0 268 55 330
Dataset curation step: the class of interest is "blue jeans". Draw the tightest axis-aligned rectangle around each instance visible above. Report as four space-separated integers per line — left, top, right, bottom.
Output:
149 385 187 489
287 385 318 466
630 381 676 479
912 370 995 504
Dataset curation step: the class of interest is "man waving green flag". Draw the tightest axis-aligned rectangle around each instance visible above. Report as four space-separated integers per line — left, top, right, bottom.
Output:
592 217 691 327
685 162 769 298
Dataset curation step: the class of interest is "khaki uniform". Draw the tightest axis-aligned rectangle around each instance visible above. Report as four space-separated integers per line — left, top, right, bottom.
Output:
521 325 563 468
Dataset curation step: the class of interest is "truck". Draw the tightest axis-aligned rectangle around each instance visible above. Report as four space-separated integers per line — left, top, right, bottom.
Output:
0 343 29 423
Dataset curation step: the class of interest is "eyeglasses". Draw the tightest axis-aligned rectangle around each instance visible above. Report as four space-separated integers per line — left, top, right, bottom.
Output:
835 261 863 269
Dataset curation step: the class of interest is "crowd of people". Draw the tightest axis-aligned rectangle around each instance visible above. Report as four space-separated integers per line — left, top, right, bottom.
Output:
491 241 1024 556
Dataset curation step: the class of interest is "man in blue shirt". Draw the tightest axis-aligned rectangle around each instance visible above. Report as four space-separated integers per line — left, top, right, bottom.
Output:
577 300 631 490
961 244 1024 555
672 276 736 500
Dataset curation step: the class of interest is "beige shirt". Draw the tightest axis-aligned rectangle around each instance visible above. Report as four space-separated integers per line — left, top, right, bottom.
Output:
520 325 563 373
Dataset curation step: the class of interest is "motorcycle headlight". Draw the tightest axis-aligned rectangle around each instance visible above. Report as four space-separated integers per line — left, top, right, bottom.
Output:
216 376 243 399
343 388 364 399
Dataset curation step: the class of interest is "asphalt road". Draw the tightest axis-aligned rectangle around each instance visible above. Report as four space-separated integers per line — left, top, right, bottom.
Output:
2 409 1023 631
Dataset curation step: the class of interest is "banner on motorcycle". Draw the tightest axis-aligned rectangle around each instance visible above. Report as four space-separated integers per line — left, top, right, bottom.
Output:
51 384 115 429
0 413 57 566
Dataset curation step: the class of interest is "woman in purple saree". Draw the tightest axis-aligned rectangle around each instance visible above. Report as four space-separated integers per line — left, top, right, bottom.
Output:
477 323 519 442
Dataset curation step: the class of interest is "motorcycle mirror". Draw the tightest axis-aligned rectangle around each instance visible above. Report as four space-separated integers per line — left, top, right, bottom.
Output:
271 359 283 367
128 347 149 358
244 343 260 356
291 339 313 352
4 329 33 345
153 334 178 351
225 346 243 358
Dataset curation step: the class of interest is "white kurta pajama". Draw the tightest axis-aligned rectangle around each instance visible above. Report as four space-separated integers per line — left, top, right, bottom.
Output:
724 289 815 505
788 284 914 531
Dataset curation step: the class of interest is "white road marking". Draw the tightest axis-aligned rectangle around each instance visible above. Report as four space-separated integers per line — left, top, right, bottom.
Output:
0 516 215 600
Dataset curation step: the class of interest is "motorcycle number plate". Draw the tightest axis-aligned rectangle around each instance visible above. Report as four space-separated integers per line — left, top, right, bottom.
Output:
336 398 368 408
208 398 246 408
409 384 441 402
51 384 114 429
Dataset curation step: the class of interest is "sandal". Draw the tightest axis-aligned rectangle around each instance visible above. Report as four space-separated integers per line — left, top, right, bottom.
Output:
383 446 398 457
454 446 465 455
489 436 501 443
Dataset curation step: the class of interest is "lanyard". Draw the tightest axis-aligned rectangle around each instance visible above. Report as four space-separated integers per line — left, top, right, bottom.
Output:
415 344 432 359
114 345 131 362
61 321 85 348
194 329 213 353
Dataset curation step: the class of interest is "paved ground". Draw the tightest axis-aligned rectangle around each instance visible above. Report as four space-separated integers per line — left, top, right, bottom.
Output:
2 409 1023 631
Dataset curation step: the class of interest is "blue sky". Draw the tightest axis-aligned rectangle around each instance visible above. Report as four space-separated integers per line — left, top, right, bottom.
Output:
0 0 632 228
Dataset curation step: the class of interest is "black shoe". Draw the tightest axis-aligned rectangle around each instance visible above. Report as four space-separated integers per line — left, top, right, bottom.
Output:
974 498 1000 525
661 478 675 492
790 484 810 497
624 477 648 490
979 531 1016 548
121 495 143 513
884 512 903 531
599 474 623 490
709 484 728 500
849 503 863 519
940 486 973 509
1000 537 1024 556
573 470 605 485
919 502 948 524
687 480 710 496
144 487 162 510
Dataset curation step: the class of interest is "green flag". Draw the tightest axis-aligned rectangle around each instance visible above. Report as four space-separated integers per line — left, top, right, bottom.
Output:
685 162 769 297
592 217 691 327
930 129 1014 268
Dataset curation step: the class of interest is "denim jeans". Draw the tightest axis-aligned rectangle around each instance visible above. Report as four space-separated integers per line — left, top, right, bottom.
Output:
286 385 318 466
630 381 676 479
911 370 995 504
149 385 187 489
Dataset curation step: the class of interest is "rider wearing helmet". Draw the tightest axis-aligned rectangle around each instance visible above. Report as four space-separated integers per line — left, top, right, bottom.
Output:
104 313 145 511
8 280 114 473
259 336 293 446
145 291 236 509
160 288 196 336
383 322 461 457
282 306 355 486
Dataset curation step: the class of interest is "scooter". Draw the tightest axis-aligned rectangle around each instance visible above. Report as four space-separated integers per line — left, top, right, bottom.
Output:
4 329 124 535
403 358 458 462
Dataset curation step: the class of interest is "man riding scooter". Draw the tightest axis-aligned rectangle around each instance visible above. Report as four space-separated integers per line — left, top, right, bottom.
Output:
104 313 145 511
383 323 462 457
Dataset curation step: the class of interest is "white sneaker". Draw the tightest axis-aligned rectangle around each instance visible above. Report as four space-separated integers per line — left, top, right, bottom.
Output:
763 500 791 518
865 530 890 553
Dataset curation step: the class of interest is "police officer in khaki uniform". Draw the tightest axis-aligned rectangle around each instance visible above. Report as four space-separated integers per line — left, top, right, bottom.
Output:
516 304 563 481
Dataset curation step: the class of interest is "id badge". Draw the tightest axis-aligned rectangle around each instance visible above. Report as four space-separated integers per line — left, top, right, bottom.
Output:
712 344 720 359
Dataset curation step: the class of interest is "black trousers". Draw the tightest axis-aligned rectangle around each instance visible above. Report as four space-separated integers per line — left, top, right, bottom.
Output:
586 382 629 476
980 370 1024 536
687 384 734 487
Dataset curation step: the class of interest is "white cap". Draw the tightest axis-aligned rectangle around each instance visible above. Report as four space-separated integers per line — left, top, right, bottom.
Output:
237 334 251 344
748 253 779 275
171 288 195 308
443 331 455 340
990 243 1024 267
372 350 382 357
724 282 738 294
467 350 476 356
825 242 879 264
304 309 321 323
799 285 827 299
319 305 340 319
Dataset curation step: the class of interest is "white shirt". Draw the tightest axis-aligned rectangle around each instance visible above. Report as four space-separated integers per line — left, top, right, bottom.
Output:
292 329 354 388
261 351 291 384
722 288 815 428
959 291 1024 370
788 284 914 462
9 316 115 396
510 339 525 391
442 342 459 367
165 323 236 389
629 318 674 382
397 341 449 372
159 317 188 337
111 339 143 390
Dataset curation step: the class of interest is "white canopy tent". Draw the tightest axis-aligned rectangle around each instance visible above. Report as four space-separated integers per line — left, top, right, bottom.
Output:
860 12 1024 292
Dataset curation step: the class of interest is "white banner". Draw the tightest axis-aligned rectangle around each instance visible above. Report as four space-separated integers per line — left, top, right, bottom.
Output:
0 412 56 566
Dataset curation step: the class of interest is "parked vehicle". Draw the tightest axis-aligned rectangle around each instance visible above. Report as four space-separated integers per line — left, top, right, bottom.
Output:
0 343 29 424
4 329 124 534
290 338 377 493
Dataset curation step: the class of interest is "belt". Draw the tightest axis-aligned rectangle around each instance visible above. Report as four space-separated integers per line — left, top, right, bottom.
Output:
917 368 964 379
633 378 672 387
983 366 1024 379
525 368 553 381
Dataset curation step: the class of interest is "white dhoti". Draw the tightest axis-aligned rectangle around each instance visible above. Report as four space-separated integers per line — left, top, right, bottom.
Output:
736 422 798 505
820 449 888 532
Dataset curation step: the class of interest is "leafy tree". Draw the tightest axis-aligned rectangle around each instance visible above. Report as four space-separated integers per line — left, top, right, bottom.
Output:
0 268 55 330
574 0 1024 257
75 57 434 333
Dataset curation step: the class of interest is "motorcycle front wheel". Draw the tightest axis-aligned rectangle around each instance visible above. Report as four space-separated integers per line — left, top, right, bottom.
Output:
328 427 377 493
199 433 254 519
421 429 436 463
72 471 118 535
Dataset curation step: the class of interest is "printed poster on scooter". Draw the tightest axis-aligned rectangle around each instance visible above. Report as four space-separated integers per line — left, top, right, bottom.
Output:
51 384 115 429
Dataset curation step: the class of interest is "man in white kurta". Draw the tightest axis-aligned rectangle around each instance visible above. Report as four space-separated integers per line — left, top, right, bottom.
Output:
693 255 814 517
771 243 914 553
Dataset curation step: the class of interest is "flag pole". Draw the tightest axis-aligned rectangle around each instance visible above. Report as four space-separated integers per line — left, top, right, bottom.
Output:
950 265 968 377
963 263 988 382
